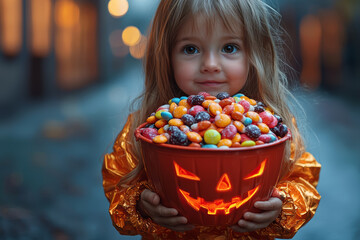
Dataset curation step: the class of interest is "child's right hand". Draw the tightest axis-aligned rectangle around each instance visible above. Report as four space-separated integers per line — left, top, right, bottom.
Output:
139 189 195 232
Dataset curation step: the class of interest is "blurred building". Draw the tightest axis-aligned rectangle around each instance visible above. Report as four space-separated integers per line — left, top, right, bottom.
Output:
0 0 359 117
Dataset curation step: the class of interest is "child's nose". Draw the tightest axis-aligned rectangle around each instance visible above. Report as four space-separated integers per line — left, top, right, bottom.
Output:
200 52 221 73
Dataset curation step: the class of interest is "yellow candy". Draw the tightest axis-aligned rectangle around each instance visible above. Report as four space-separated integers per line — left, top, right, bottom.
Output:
241 140 256 147
204 129 221 145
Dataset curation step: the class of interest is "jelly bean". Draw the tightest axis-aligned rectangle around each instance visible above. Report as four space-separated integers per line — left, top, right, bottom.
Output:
245 125 261 140
271 123 288 138
191 95 205 105
186 131 203 143
231 142 241 148
257 122 270 134
158 127 166 134
217 139 232 148
233 97 241 103
170 98 180 105
173 106 188 118
179 125 190 133
222 104 235 115
221 124 237 139
169 102 178 114
255 140 265 145
204 129 221 145
258 134 271 143
205 95 217 100
180 96 188 101
241 140 256 147
168 119 183 127
161 111 173 121
259 111 273 125
189 142 202 148
155 119 167 128
191 120 211 131
248 98 257 106
208 103 222 116
233 121 245 133
239 100 250 113
240 133 252 143
155 109 167 119
178 99 191 109
169 130 190 146
140 128 158 140
214 114 231 128
218 145 230 149
254 105 265 113
219 98 234 108
202 100 215 109
242 117 252 126
202 144 218 149
216 92 230 100
268 134 277 143
146 115 156 124
245 111 260 123
268 115 278 128
181 114 195 126
195 111 211 122
168 126 181 133
153 135 168 144
231 111 244 121
188 105 205 116
187 95 194 105
233 103 245 114
232 133 241 143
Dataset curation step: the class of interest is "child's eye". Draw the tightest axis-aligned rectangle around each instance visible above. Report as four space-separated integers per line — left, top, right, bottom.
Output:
222 44 239 54
183 45 199 55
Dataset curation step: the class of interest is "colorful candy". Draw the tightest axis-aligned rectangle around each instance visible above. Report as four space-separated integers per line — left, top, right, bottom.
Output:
140 92 289 148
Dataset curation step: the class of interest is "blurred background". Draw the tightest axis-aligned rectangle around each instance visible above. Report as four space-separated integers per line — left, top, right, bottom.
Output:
0 0 359 239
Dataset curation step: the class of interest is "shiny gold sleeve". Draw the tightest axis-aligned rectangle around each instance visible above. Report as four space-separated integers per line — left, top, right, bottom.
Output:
102 114 168 236
250 151 321 239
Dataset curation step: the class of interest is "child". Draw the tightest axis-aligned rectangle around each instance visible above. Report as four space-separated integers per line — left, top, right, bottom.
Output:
102 0 321 239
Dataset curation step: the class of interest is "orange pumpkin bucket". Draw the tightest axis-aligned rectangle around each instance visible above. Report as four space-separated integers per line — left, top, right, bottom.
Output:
135 122 291 226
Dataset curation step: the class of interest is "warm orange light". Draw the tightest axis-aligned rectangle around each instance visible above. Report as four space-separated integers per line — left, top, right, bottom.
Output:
0 0 22 55
108 0 129 18
122 26 141 46
179 186 259 215
216 173 232 192
129 35 147 59
174 161 200 181
55 0 80 29
29 0 52 57
244 159 267 180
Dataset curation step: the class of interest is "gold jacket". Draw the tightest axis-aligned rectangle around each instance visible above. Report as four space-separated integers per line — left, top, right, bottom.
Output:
102 114 321 239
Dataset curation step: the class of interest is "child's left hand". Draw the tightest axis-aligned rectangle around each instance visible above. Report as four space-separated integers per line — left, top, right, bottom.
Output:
231 197 282 233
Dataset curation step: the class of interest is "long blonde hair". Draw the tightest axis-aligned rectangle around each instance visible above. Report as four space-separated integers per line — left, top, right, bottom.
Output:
124 0 305 184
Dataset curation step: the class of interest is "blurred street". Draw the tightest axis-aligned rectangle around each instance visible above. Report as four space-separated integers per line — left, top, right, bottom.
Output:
1 62 360 240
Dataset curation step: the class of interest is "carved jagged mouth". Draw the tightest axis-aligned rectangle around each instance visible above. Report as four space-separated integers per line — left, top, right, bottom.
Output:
179 186 259 215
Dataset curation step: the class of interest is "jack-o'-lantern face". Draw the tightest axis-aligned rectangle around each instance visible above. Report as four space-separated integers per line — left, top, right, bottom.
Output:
173 159 267 215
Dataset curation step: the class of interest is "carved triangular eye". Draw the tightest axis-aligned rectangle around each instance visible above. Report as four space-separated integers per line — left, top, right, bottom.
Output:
216 173 232 192
174 161 200 181
244 159 267 180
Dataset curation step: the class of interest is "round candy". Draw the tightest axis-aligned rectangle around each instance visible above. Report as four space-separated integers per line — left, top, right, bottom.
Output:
181 114 195 126
245 125 261 140
204 129 221 145
214 114 231 128
216 92 230 100
161 111 173 121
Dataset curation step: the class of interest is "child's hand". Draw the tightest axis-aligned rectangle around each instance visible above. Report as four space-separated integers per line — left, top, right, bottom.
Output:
139 189 195 232
231 197 282 233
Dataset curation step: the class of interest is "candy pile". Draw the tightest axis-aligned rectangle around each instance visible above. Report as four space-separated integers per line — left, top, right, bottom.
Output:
139 92 289 149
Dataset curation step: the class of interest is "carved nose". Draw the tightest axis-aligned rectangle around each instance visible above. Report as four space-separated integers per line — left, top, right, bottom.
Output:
216 173 232 192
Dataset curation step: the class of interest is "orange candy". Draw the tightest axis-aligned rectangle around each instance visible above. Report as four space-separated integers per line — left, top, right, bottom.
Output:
173 106 187 118
155 119 167 128
168 119 183 127
214 114 231 128
208 103 222 116
169 102 177 113
233 121 245 133
186 131 203 143
146 115 156 124
217 139 232 147
231 133 241 143
257 122 270 134
153 135 168 144
178 99 191 109
246 111 260 123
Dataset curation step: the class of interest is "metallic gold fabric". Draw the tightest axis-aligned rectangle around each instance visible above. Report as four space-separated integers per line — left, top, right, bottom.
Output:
102 114 321 240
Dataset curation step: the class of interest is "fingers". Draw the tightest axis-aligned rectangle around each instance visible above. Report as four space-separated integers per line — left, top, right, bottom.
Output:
141 189 160 205
254 197 282 211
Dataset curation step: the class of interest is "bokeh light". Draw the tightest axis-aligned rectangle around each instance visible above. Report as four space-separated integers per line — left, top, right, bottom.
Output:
55 0 80 29
130 35 147 59
108 0 129 18
122 26 141 46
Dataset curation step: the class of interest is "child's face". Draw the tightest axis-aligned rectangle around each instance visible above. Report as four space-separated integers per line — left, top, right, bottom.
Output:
172 16 249 96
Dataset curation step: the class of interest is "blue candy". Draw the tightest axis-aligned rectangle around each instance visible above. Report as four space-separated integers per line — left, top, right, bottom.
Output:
202 144 218 149
161 111 173 121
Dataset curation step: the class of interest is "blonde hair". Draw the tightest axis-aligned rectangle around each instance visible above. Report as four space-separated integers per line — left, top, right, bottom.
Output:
123 0 305 184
